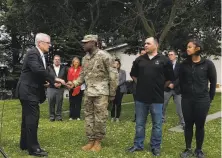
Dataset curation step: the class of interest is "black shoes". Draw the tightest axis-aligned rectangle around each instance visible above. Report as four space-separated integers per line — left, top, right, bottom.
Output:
49 118 55 122
126 146 143 153
29 148 48 157
126 146 160 156
50 117 62 121
180 148 205 158
180 148 193 158
194 149 205 158
151 148 160 156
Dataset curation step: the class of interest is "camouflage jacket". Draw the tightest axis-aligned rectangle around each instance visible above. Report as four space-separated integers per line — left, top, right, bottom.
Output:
73 48 118 96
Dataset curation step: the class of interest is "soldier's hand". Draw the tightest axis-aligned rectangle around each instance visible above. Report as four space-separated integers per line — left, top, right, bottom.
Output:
109 96 115 101
54 83 61 88
66 81 74 89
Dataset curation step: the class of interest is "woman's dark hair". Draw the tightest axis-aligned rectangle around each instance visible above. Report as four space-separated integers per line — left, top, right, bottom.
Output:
115 58 121 66
188 39 203 55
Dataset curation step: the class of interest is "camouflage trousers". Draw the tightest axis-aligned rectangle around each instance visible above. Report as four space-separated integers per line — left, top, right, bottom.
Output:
83 95 109 141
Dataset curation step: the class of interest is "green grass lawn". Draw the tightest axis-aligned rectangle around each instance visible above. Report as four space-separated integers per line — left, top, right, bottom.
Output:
0 93 221 158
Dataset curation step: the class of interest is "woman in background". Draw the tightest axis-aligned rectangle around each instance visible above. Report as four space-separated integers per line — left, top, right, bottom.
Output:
67 57 84 120
111 59 127 122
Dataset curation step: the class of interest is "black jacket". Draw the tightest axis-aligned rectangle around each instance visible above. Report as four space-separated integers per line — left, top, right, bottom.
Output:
47 65 67 89
179 57 217 101
165 61 181 94
16 47 55 103
130 53 175 104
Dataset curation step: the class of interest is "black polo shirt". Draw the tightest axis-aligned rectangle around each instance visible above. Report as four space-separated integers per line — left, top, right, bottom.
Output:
130 53 175 104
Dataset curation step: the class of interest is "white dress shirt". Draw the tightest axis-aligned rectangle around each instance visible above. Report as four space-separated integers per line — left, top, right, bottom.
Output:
36 46 46 69
53 64 60 76
172 60 176 70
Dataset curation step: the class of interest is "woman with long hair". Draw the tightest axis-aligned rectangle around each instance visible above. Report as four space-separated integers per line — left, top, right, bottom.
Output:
111 59 127 122
179 39 217 158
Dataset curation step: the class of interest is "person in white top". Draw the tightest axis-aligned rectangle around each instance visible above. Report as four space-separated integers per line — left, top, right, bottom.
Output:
46 55 68 121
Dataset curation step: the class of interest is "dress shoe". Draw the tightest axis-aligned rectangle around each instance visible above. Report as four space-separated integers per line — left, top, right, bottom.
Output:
29 148 48 157
126 146 143 153
151 148 160 156
193 149 205 158
50 118 55 122
180 148 193 158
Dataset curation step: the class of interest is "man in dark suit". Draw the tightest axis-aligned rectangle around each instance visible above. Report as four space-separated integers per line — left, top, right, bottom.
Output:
162 50 185 129
46 55 67 121
16 33 65 157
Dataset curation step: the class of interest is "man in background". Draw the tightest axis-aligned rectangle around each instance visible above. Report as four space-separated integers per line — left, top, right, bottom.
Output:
163 50 185 129
47 55 67 121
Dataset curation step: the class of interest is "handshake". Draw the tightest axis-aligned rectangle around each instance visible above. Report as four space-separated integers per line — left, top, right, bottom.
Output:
44 78 75 89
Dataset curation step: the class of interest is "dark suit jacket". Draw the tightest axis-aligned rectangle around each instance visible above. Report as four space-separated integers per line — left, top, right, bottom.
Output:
16 47 55 104
47 65 67 89
165 61 181 94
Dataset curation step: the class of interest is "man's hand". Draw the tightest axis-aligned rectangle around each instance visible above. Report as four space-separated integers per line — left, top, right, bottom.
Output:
109 96 115 101
168 83 174 89
54 83 61 88
66 81 75 89
55 78 66 85
44 81 50 88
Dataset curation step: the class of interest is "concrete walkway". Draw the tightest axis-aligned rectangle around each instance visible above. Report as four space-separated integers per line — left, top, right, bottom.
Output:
169 111 222 132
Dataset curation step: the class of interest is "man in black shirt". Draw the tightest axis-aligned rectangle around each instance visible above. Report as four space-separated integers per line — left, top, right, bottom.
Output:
127 37 174 156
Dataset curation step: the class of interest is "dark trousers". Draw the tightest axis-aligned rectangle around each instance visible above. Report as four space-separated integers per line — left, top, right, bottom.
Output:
47 88 64 119
182 98 210 150
69 90 84 119
20 99 40 152
111 87 124 118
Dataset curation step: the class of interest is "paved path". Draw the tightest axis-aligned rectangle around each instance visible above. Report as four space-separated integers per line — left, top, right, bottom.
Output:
169 111 221 132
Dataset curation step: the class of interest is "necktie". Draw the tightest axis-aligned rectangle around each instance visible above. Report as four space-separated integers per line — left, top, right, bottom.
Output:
41 55 46 69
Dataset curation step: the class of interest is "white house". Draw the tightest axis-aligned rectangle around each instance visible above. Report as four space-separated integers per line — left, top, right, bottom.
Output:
105 43 139 80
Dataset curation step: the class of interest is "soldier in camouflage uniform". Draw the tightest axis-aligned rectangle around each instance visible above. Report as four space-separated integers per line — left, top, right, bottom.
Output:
67 34 118 152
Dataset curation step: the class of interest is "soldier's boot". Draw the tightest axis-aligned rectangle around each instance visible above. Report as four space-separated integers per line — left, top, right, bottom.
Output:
82 140 95 151
90 140 102 152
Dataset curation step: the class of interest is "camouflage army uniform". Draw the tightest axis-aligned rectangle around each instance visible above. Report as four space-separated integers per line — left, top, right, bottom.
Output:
73 48 118 140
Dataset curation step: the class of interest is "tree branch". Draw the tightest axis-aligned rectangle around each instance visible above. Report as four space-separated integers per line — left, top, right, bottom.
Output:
158 0 179 47
89 0 100 32
135 0 155 36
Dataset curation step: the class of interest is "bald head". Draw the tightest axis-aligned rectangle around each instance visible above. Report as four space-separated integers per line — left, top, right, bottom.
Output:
144 37 159 54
